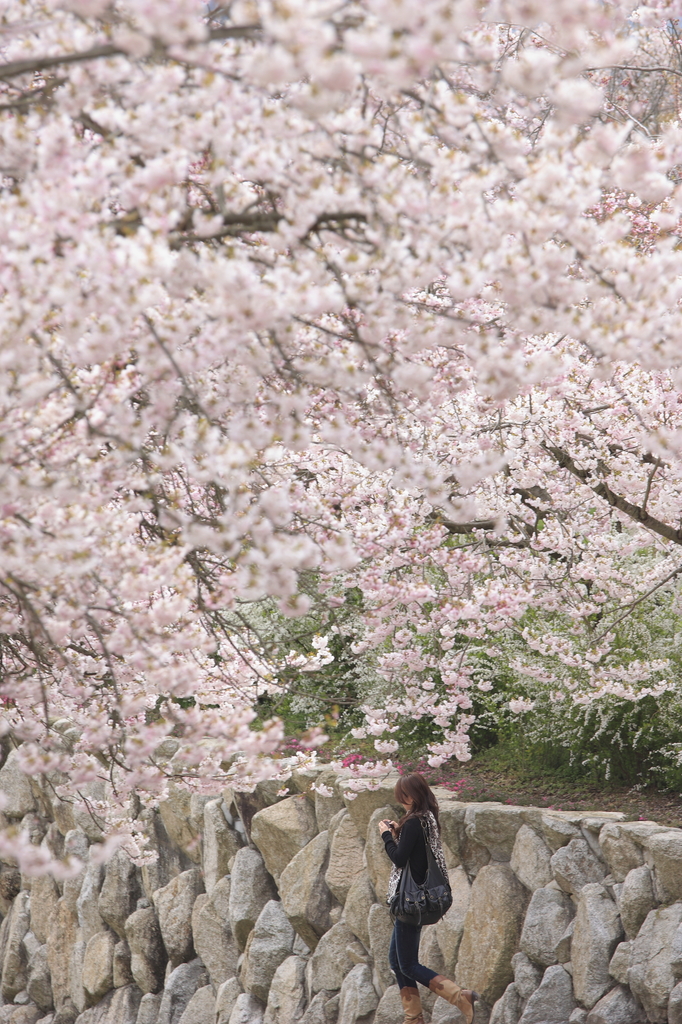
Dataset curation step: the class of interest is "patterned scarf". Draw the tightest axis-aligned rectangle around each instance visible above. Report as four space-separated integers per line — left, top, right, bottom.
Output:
386 810 450 904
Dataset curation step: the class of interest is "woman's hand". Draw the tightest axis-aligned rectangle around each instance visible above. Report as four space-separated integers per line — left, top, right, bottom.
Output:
378 819 396 835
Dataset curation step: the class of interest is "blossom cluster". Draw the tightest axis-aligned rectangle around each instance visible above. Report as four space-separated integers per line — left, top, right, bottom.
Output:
2 0 682 870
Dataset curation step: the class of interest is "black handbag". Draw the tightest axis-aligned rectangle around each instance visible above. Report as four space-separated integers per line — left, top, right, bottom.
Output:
389 819 453 926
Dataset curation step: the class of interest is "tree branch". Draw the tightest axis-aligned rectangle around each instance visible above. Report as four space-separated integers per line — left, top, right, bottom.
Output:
543 444 682 545
0 24 262 82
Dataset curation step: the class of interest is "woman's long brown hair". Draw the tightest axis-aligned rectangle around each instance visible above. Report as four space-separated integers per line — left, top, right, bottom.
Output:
394 772 441 834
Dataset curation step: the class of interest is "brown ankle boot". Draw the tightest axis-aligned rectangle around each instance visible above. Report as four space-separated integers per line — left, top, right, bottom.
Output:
428 976 478 1024
399 985 425 1024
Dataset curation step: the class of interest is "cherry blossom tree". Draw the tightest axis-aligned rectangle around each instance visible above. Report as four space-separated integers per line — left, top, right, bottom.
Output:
3 0 682 869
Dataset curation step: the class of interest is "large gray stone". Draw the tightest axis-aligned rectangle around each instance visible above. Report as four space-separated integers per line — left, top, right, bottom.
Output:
226 779 282 839
365 806 401 903
368 904 395 991
46 899 79 1021
156 958 209 1024
250 796 318 883
551 839 605 895
263 955 306 1024
646 831 682 903
342 774 402 839
228 993 265 1024
158 782 201 864
203 800 243 895
307 922 366 995
0 751 37 819
455 863 529 1005
73 983 142 1024
440 800 490 879
25 937 51 1011
98 851 140 939
511 827 553 892
4 1008 43 1024
538 813 581 852
61 831 90 913
279 831 332 950
608 940 631 985
113 939 133 988
215 978 242 1024
629 904 682 1022
670 981 682 1024
519 964 575 1024
70 934 87 1014
135 992 162 1024
338 964 379 1024
344 874 376 951
26 941 53 1013
325 814 365 905
76 860 105 945
30 875 60 946
2 890 30 1000
430 1004 468 1024
152 868 204 967
374 985 403 1024
618 866 656 940
586 984 645 1024
191 877 239 987
124 906 167 994
0 864 20 918
572 883 623 1010
314 772 345 832
599 824 648 882
241 899 296 1003
139 809 185 900
82 931 116 1004
229 847 278 951
176 985 215 1024
520 887 575 968
512 952 543 1000
435 867 471 976
490 982 523 1024
465 805 525 862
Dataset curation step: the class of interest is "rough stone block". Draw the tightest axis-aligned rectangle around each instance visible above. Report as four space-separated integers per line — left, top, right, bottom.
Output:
455 863 530 1005
465 805 525 862
228 847 278 952
152 867 204 967
618 866 656 940
551 839 605 896
98 850 141 940
203 799 243 895
572 883 622 1010
280 831 332 950
240 900 295 1003
263 955 307 1024
325 814 365 905
191 877 239 988
520 887 575 967
82 931 115 1004
124 906 167 994
344 874 376 951
250 796 318 884
585 984 645 1024
646 831 682 903
629 904 682 1023
518 964 576 1024
436 866 471 976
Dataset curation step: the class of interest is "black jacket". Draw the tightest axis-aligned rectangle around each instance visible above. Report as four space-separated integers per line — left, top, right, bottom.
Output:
381 815 428 884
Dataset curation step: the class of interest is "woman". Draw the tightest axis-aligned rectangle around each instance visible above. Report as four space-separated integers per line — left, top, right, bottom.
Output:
379 773 478 1024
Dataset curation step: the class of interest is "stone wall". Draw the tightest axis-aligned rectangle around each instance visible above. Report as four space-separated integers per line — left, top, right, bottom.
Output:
2 754 682 1024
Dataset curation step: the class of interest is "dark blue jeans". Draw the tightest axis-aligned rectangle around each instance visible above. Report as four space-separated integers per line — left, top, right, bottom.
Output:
388 918 439 990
